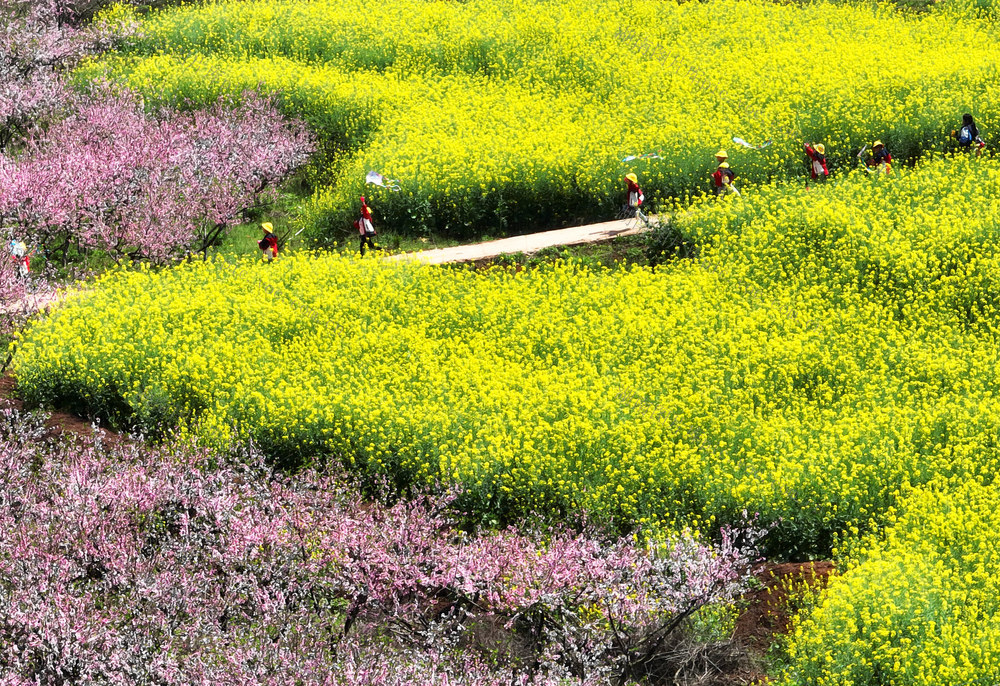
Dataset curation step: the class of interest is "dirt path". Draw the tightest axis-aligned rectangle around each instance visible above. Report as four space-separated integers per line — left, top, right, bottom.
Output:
387 216 656 265
1 217 657 315
1 287 88 317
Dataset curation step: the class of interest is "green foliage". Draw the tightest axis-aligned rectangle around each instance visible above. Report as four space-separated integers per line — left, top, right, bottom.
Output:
82 0 1000 241
781 480 1000 685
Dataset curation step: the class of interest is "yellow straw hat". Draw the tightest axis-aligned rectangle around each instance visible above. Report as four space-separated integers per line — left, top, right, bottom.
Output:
715 149 728 159
625 173 638 184
261 222 274 232
873 140 883 148
718 161 730 169
814 143 825 155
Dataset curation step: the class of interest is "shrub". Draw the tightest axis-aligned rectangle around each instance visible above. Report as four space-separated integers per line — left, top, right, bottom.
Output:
0 407 761 684
780 480 1000 685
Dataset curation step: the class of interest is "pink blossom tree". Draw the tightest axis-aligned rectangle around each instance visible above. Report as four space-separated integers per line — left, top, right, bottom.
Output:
0 2 119 315
0 0 137 152
0 89 313 266
0 1 310 276
0 410 764 685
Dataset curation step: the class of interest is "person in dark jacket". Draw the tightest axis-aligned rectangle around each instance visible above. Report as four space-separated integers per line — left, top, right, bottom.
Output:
952 113 986 155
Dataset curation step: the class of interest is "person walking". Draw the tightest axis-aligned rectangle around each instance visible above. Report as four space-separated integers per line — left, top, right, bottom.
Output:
952 113 986 156
357 196 381 256
803 142 829 186
624 173 649 223
711 150 737 196
258 223 279 262
8 239 29 277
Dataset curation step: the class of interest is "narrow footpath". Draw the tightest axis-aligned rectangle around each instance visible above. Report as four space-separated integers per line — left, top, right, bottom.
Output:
4 216 657 316
387 216 656 265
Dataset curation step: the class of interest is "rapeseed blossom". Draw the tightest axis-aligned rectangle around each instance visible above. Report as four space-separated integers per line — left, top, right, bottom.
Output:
781 480 1000 685
16 158 1000 556
81 0 1000 237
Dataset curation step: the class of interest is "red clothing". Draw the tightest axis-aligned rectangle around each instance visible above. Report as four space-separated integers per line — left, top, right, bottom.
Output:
625 178 644 207
358 198 376 235
261 233 278 258
804 144 828 179
711 166 735 188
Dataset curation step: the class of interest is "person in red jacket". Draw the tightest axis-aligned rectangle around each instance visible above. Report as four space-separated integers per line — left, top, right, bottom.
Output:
804 142 829 185
8 239 29 277
711 150 737 196
357 196 381 256
623 173 649 223
258 222 278 262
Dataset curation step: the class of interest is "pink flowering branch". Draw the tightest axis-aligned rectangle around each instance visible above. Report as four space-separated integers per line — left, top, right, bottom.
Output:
0 0 138 152
0 411 763 684
0 3 308 270
0 89 313 265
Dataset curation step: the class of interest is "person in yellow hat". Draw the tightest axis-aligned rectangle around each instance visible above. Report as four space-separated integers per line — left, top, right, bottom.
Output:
804 142 828 185
623 172 648 223
866 140 892 174
258 222 278 262
711 152 737 197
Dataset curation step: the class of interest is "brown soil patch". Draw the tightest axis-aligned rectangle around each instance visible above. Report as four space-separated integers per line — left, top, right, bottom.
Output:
735 560 836 654
0 373 122 446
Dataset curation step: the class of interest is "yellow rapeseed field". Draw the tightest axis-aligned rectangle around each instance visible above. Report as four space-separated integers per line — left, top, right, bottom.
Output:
16 157 1000 559
83 0 1000 237
781 479 1000 685
53 1 1000 678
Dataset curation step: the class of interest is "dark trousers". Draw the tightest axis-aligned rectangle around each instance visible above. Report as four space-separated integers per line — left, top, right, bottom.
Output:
359 233 380 255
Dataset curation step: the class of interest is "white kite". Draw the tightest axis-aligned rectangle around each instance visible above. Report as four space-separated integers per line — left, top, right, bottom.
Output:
365 170 401 191
621 151 665 162
732 137 772 151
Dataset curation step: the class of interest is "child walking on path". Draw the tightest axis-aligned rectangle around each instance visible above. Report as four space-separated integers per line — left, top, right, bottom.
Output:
258 223 278 262
624 173 649 224
8 240 29 277
357 196 381 256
